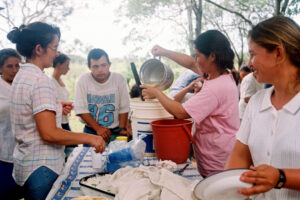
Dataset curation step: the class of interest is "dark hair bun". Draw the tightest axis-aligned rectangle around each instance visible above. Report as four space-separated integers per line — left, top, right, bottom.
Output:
7 25 26 43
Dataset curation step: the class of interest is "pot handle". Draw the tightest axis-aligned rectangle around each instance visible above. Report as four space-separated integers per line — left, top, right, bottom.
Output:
183 125 194 143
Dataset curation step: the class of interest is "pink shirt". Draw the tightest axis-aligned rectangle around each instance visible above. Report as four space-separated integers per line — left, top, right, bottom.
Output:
183 74 239 176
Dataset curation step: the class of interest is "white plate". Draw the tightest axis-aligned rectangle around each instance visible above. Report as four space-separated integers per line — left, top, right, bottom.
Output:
194 169 255 200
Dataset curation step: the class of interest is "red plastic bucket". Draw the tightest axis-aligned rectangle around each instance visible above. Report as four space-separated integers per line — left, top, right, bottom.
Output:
150 119 194 164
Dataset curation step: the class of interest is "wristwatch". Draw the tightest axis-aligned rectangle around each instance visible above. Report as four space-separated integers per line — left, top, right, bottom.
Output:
274 168 286 189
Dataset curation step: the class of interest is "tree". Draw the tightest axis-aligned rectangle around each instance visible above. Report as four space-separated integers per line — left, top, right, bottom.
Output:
116 0 204 55
0 0 74 47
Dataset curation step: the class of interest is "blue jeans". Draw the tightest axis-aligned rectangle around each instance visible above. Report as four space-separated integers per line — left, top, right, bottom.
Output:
0 160 24 199
23 166 58 200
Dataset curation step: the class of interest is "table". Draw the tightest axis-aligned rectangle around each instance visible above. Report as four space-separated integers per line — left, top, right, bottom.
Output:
46 147 202 200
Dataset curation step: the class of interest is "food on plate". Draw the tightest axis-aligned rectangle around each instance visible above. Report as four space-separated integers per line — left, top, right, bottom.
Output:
81 173 113 194
75 196 106 200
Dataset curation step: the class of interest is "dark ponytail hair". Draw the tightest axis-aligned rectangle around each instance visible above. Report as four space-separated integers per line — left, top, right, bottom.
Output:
53 53 70 68
7 22 60 59
194 30 235 72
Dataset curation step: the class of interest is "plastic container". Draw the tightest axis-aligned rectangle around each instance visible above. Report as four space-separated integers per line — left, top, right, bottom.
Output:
139 58 174 91
150 119 194 164
130 98 173 156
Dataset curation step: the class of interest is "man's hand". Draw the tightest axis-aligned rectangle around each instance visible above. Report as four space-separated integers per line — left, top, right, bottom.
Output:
96 126 111 142
140 84 161 99
61 101 74 115
238 164 280 196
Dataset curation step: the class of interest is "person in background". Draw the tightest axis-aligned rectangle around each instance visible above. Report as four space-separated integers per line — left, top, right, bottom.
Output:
0 48 23 200
7 22 106 200
238 70 264 120
226 16 300 199
51 53 77 158
74 48 130 142
239 65 252 83
168 69 200 100
172 77 203 103
141 30 240 177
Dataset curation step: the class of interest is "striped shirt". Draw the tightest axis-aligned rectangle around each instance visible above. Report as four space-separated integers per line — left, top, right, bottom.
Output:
11 63 64 186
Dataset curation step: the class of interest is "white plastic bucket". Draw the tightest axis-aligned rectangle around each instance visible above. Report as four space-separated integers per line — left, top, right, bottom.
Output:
130 98 173 156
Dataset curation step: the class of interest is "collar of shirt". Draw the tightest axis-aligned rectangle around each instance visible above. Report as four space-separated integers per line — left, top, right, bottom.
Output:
260 86 300 115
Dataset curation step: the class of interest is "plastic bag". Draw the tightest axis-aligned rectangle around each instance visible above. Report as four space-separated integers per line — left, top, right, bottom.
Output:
105 134 146 172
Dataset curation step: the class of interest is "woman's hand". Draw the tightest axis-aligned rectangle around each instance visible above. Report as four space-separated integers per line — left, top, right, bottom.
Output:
88 135 106 153
238 164 280 196
140 84 161 99
151 45 167 57
61 101 74 115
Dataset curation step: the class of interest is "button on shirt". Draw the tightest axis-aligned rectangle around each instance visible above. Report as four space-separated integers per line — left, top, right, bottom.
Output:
237 87 300 199
0 77 15 163
11 63 64 186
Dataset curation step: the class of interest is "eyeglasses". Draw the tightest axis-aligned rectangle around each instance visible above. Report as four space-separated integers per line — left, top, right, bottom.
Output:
48 46 59 52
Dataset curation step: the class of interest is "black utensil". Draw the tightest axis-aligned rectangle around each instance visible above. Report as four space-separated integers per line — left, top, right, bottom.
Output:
130 62 144 101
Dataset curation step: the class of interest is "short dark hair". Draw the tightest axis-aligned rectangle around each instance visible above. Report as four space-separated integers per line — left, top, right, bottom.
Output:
240 65 252 73
7 22 60 59
87 48 110 67
130 84 141 98
194 30 234 71
0 48 21 67
53 53 70 68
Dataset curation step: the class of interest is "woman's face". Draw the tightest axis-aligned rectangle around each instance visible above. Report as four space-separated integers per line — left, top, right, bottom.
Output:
42 35 60 68
0 56 20 84
57 59 70 75
194 49 212 74
248 39 279 84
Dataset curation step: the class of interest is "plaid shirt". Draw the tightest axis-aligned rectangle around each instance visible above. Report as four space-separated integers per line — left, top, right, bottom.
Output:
11 63 64 186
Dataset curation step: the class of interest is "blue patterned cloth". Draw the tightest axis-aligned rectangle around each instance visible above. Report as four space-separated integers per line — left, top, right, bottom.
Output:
46 147 202 200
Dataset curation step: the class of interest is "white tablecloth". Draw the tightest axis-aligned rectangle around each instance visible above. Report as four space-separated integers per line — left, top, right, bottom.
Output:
46 147 202 200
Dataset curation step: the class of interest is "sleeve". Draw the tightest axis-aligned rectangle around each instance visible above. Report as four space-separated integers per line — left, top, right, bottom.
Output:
74 75 90 115
32 77 57 115
244 75 258 97
182 84 218 124
118 74 130 114
236 96 253 145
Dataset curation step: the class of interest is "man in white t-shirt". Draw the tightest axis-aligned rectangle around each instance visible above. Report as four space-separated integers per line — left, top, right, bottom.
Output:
74 48 130 143
239 72 264 120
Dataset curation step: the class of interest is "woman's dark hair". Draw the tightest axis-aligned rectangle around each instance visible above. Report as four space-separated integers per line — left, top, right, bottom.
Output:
194 30 235 72
0 48 21 67
87 48 110 67
248 16 300 68
53 53 70 68
7 22 60 59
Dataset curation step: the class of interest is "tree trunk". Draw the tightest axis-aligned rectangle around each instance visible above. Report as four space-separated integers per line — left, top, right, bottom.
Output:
184 0 195 55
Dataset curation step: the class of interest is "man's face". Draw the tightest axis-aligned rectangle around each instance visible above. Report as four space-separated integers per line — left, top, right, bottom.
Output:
89 56 111 83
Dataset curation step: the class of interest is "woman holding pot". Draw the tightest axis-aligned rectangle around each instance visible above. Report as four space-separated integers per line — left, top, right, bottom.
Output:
141 30 239 177
226 16 300 199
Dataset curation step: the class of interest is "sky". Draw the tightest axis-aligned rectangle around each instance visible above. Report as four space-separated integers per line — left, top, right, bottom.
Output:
60 0 300 58
1 0 300 59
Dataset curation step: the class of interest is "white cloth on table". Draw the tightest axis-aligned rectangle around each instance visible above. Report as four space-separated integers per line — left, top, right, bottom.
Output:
109 165 198 200
237 87 300 199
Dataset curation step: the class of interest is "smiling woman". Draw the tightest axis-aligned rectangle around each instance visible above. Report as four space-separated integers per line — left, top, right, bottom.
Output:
226 16 300 199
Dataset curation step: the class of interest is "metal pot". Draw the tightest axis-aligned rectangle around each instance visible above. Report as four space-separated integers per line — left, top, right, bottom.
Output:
139 58 174 91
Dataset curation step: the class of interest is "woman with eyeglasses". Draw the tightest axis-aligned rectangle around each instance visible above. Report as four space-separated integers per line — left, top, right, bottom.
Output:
7 22 106 200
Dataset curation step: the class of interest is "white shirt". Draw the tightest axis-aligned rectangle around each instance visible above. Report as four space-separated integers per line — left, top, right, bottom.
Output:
237 87 300 199
74 72 130 129
51 77 70 124
0 77 15 163
239 73 264 119
11 64 64 185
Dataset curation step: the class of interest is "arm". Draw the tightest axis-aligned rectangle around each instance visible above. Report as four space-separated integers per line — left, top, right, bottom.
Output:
140 85 190 119
173 78 202 102
225 140 253 169
118 113 130 137
78 113 111 142
151 45 201 74
35 110 105 153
